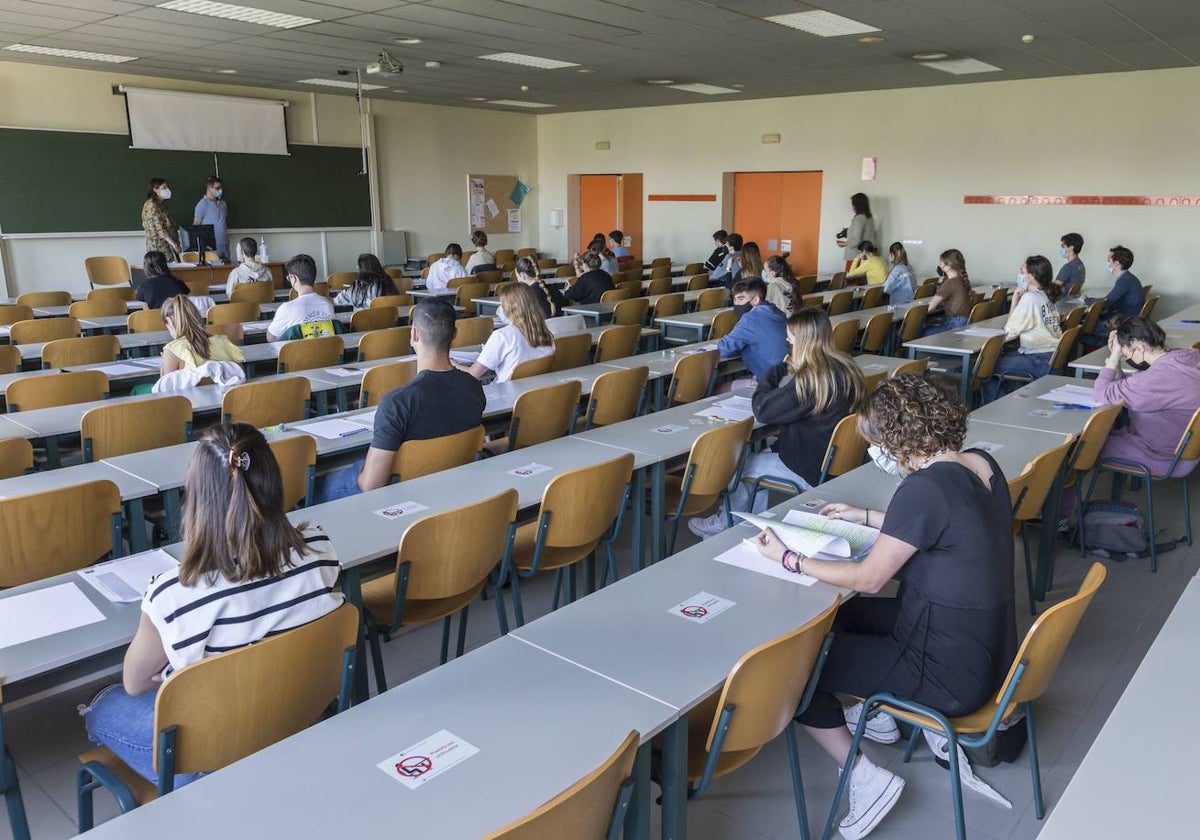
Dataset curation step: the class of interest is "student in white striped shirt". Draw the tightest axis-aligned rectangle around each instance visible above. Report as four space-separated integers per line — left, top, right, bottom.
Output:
82 423 343 786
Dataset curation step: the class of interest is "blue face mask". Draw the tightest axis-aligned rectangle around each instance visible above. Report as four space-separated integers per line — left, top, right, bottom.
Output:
1059 248 1068 259
213 189 223 199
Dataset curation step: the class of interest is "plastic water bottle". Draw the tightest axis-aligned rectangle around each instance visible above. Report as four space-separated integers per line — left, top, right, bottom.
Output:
259 236 269 262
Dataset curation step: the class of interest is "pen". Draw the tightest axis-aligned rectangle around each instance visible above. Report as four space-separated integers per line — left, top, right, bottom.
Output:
1182 320 1200 324
1052 403 1091 410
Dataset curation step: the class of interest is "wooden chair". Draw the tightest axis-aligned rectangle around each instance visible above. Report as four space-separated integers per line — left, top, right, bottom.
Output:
536 258 556 269
0 305 33 326
268 434 317 510
968 301 992 324
229 282 275 305
349 306 397 333
648 266 670 281
968 334 1007 406
863 369 888 392
0 480 122 587
221 378 310 427
393 425 484 482
0 346 18 375
77 603 359 828
41 335 120 369
511 354 556 380
206 323 244 345
612 297 649 327
708 309 738 341
358 327 412 361
491 380 581 453
890 358 929 378
682 262 703 276
913 283 936 300
327 271 357 290
695 288 726 312
646 276 673 296
797 274 818 296
860 285 884 310
1048 326 1081 374
9 317 81 345
551 332 592 372
425 251 444 266
829 564 1107 840
504 453 635 624
206 302 259 326
800 293 824 310
84 256 131 287
15 291 71 307
179 250 217 263
617 280 643 298
831 319 859 354
68 298 126 319
370 293 412 310
827 290 854 316
7 370 107 411
1140 294 1161 318
362 489 518 688
1061 306 1086 331
1066 281 1084 298
1008 438 1077 613
686 274 710 292
87 286 134 303
583 366 648 429
989 286 1008 316
452 316 494 348
828 271 846 290
859 311 893 354
456 282 492 316
599 288 631 305
81 396 192 461
277 335 344 374
664 417 753 552
1058 403 1123 560
183 278 211 298
895 304 929 354
684 599 840 840
384 268 414 293
653 292 685 319
748 413 869 508
127 309 166 333
555 265 576 278
649 257 671 269
667 348 718 405
594 324 641 363
493 248 516 265
0 438 33 479
1080 299 1107 336
361 359 417 408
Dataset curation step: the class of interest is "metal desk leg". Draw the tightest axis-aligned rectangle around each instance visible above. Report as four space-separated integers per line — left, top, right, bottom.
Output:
1034 470 1065 603
314 391 329 416
959 352 971 404
335 386 349 413
651 378 664 414
651 461 666 564
625 741 652 840
164 488 182 544
126 498 148 554
661 716 688 840
631 466 647 572
1 704 30 840
339 568 371 704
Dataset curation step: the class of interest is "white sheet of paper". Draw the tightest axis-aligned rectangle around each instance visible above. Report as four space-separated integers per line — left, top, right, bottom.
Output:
714 541 817 586
1162 321 1200 331
680 343 720 355
485 198 500 218
670 591 735 624
955 328 1007 338
374 501 430 520
0 583 106 649
1028 408 1059 418
78 549 177 603
449 350 480 365
88 363 152 376
694 395 754 422
967 440 1005 453
128 358 163 370
348 410 377 428
242 322 269 333
507 463 552 477
300 418 372 440
323 367 364 378
377 729 480 790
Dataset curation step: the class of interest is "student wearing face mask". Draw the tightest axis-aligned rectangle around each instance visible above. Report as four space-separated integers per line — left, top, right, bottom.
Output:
192 176 229 262
716 278 789 382
141 177 181 262
980 255 1063 403
1054 232 1085 293
922 248 972 335
1086 245 1143 326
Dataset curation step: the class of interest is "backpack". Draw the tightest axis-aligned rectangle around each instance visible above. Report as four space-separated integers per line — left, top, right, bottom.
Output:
1081 500 1176 560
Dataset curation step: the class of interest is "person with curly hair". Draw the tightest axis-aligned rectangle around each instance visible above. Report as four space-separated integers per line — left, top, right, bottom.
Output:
753 374 1017 840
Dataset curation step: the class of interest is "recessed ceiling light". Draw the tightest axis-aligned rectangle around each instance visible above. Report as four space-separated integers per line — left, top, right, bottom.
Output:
214 68 238 74
577 68 594 74
764 10 880 37
393 37 422 45
297 77 385 90
4 43 137 63
478 52 578 70
487 99 554 108
920 57 1002 75
519 85 530 91
424 60 442 68
463 96 487 101
858 35 884 43
644 79 675 85
668 83 739 95
912 51 949 61
157 1 319 29
731 83 746 88
392 89 406 94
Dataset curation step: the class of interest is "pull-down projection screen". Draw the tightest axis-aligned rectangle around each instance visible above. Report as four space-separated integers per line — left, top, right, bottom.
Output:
123 87 289 155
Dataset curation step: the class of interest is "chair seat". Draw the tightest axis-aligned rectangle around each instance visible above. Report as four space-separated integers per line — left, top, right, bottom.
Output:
663 474 720 518
681 691 764 780
78 747 158 806
874 699 1018 737
361 573 484 628
510 519 600 573
1098 458 1169 480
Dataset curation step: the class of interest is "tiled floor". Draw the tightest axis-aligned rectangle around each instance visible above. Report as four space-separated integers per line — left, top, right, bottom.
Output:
3 480 1195 840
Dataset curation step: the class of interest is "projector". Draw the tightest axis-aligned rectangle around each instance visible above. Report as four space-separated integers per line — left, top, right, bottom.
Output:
366 50 404 76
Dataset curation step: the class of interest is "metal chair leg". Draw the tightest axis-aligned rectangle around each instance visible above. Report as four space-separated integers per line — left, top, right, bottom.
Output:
945 728 968 840
509 568 526 627
366 621 387 694
5 752 29 840
1145 479 1157 573
784 726 811 840
1021 523 1037 616
901 726 920 762
439 615 451 665
1026 703 1045 820
455 605 470 658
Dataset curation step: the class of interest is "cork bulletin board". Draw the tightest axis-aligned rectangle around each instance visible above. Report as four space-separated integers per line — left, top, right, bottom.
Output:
467 174 525 235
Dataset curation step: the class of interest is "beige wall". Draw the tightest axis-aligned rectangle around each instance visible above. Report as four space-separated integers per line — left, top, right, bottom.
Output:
536 66 1200 311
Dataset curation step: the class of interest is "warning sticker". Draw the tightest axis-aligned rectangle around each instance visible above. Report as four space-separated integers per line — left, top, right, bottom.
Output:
378 729 479 790
670 591 735 624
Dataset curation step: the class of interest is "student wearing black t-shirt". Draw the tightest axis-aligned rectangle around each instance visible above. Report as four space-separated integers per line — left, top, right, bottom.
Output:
513 257 567 318
563 251 615 305
313 298 485 502
754 375 1017 840
136 251 190 310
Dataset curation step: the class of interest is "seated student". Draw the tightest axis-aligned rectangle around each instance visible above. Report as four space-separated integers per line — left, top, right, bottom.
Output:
981 255 1063 403
1086 245 1143 329
763 255 804 313
738 241 764 286
598 246 620 277
266 254 336 341
82 423 343 787
690 307 864 538
704 230 730 273
154 295 245 391
753 375 1016 840
882 242 916 305
845 240 888 287
426 243 468 292
718 278 789 381
1055 232 1086 293
465 230 496 274
224 237 274 296
512 256 567 318
335 253 399 311
462 283 555 383
709 233 743 286
923 248 972 334
136 251 190 310
564 251 615 304
609 229 631 261
314 299 486 501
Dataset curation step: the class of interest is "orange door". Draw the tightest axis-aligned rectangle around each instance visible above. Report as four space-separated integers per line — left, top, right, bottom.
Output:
733 171 823 275
733 172 782 256
618 173 643 259
780 172 823 276
579 175 618 252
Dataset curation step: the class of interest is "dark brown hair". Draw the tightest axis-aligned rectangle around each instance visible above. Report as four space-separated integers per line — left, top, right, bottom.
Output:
766 256 804 309
888 242 909 266
857 374 968 473
147 177 169 203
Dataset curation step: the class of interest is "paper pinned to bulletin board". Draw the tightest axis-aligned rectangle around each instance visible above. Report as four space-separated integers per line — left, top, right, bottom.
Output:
466 174 528 234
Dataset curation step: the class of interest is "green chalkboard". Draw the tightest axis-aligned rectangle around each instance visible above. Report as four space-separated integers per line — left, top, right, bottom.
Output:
0 128 371 234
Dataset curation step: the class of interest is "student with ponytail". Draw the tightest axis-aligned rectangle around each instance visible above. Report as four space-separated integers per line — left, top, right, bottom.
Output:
763 256 804 313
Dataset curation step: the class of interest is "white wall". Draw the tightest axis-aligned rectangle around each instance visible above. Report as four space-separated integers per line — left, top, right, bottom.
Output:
536 66 1200 311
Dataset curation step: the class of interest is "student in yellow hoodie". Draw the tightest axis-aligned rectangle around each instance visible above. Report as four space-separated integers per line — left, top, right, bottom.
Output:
845 240 888 286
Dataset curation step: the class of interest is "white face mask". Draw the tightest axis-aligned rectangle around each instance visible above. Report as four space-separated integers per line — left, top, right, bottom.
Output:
868 444 906 477
157 187 172 200
1059 248 1068 259
1016 272 1027 290
1107 262 1115 275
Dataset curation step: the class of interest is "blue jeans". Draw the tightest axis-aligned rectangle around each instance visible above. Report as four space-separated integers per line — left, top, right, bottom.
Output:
981 350 1051 403
921 314 968 336
313 458 365 504
83 684 202 787
727 451 812 513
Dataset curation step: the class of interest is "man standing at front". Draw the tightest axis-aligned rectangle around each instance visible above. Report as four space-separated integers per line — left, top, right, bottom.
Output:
193 176 229 261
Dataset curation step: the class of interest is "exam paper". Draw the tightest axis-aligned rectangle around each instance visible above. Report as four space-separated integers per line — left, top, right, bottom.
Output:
299 418 372 440
0 583 106 649
89 363 153 377
322 367 364 378
694 395 754 422
955 328 1007 338
78 550 177 603
1034 384 1106 408
714 540 817 586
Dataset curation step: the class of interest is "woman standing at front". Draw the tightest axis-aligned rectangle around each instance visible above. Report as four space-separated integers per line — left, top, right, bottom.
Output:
754 375 1016 839
142 177 180 262
838 193 877 272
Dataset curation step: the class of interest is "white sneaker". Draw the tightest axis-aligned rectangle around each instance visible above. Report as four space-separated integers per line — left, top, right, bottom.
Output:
839 755 905 840
843 702 901 745
687 512 729 539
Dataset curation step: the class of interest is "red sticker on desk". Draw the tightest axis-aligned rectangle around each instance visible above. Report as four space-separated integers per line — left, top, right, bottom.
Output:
378 730 479 790
670 591 735 624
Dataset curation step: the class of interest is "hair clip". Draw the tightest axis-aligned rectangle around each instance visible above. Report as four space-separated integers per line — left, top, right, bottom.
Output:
229 451 251 474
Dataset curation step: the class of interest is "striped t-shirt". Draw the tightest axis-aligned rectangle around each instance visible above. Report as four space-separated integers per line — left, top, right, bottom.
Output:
142 528 343 674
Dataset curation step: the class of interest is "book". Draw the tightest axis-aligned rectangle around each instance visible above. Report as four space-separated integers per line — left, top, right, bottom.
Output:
732 509 879 561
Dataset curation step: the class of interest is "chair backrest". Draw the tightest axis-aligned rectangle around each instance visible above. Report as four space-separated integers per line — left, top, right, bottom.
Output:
800 293 823 309
206 322 244 344
987 286 1007 313
539 453 635 550
222 377 310 427
493 248 516 265
7 369 108 411
612 297 649 327
897 304 928 343
913 284 935 300
860 311 892 354
860 285 884 310
156 602 360 776
649 257 671 269
16 291 71 307
0 438 33 479
456 282 492 316
587 366 649 428
0 480 121 587
452 316 494 348
594 324 641 363
1049 326 1081 373
183 278 212 298
370 293 412 310
361 359 417 408
81 396 192 461
511 353 556 380
207 301 260 326
229 282 275 304
327 271 357 290
1061 306 1086 331
669 349 719 404
425 252 444 266
682 262 703 275
179 250 218 263
797 274 817 295
686 274 709 292
1140 294 1161 318
968 301 992 324
828 272 846 290
536 257 556 269
819 414 868 482
831 318 859 354
1008 437 1076 522
646 276 673 296
394 425 485 482
599 288 631 304
1174 405 1200 462
9 317 81 345
349 306 398 333
127 308 166 333
890 358 928 378
653 292 685 319
41 335 120 368
708 309 738 341
704 599 840 756
267 434 317 510
84 256 131 287
695 288 726 311
358 326 412 361
1065 403 1123 474
277 335 344 373
863 370 888 392
555 265 576 278
68 298 128 319
551 332 592 372
683 418 753 504
0 305 34 327
508 380 581 449
384 269 414 294
0 345 18 375
968 334 1007 389
617 279 643 297
827 290 855 316
1081 299 1107 334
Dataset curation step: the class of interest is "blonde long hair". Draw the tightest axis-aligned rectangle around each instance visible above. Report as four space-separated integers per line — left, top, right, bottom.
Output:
498 282 554 348
162 295 211 360
787 308 865 415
